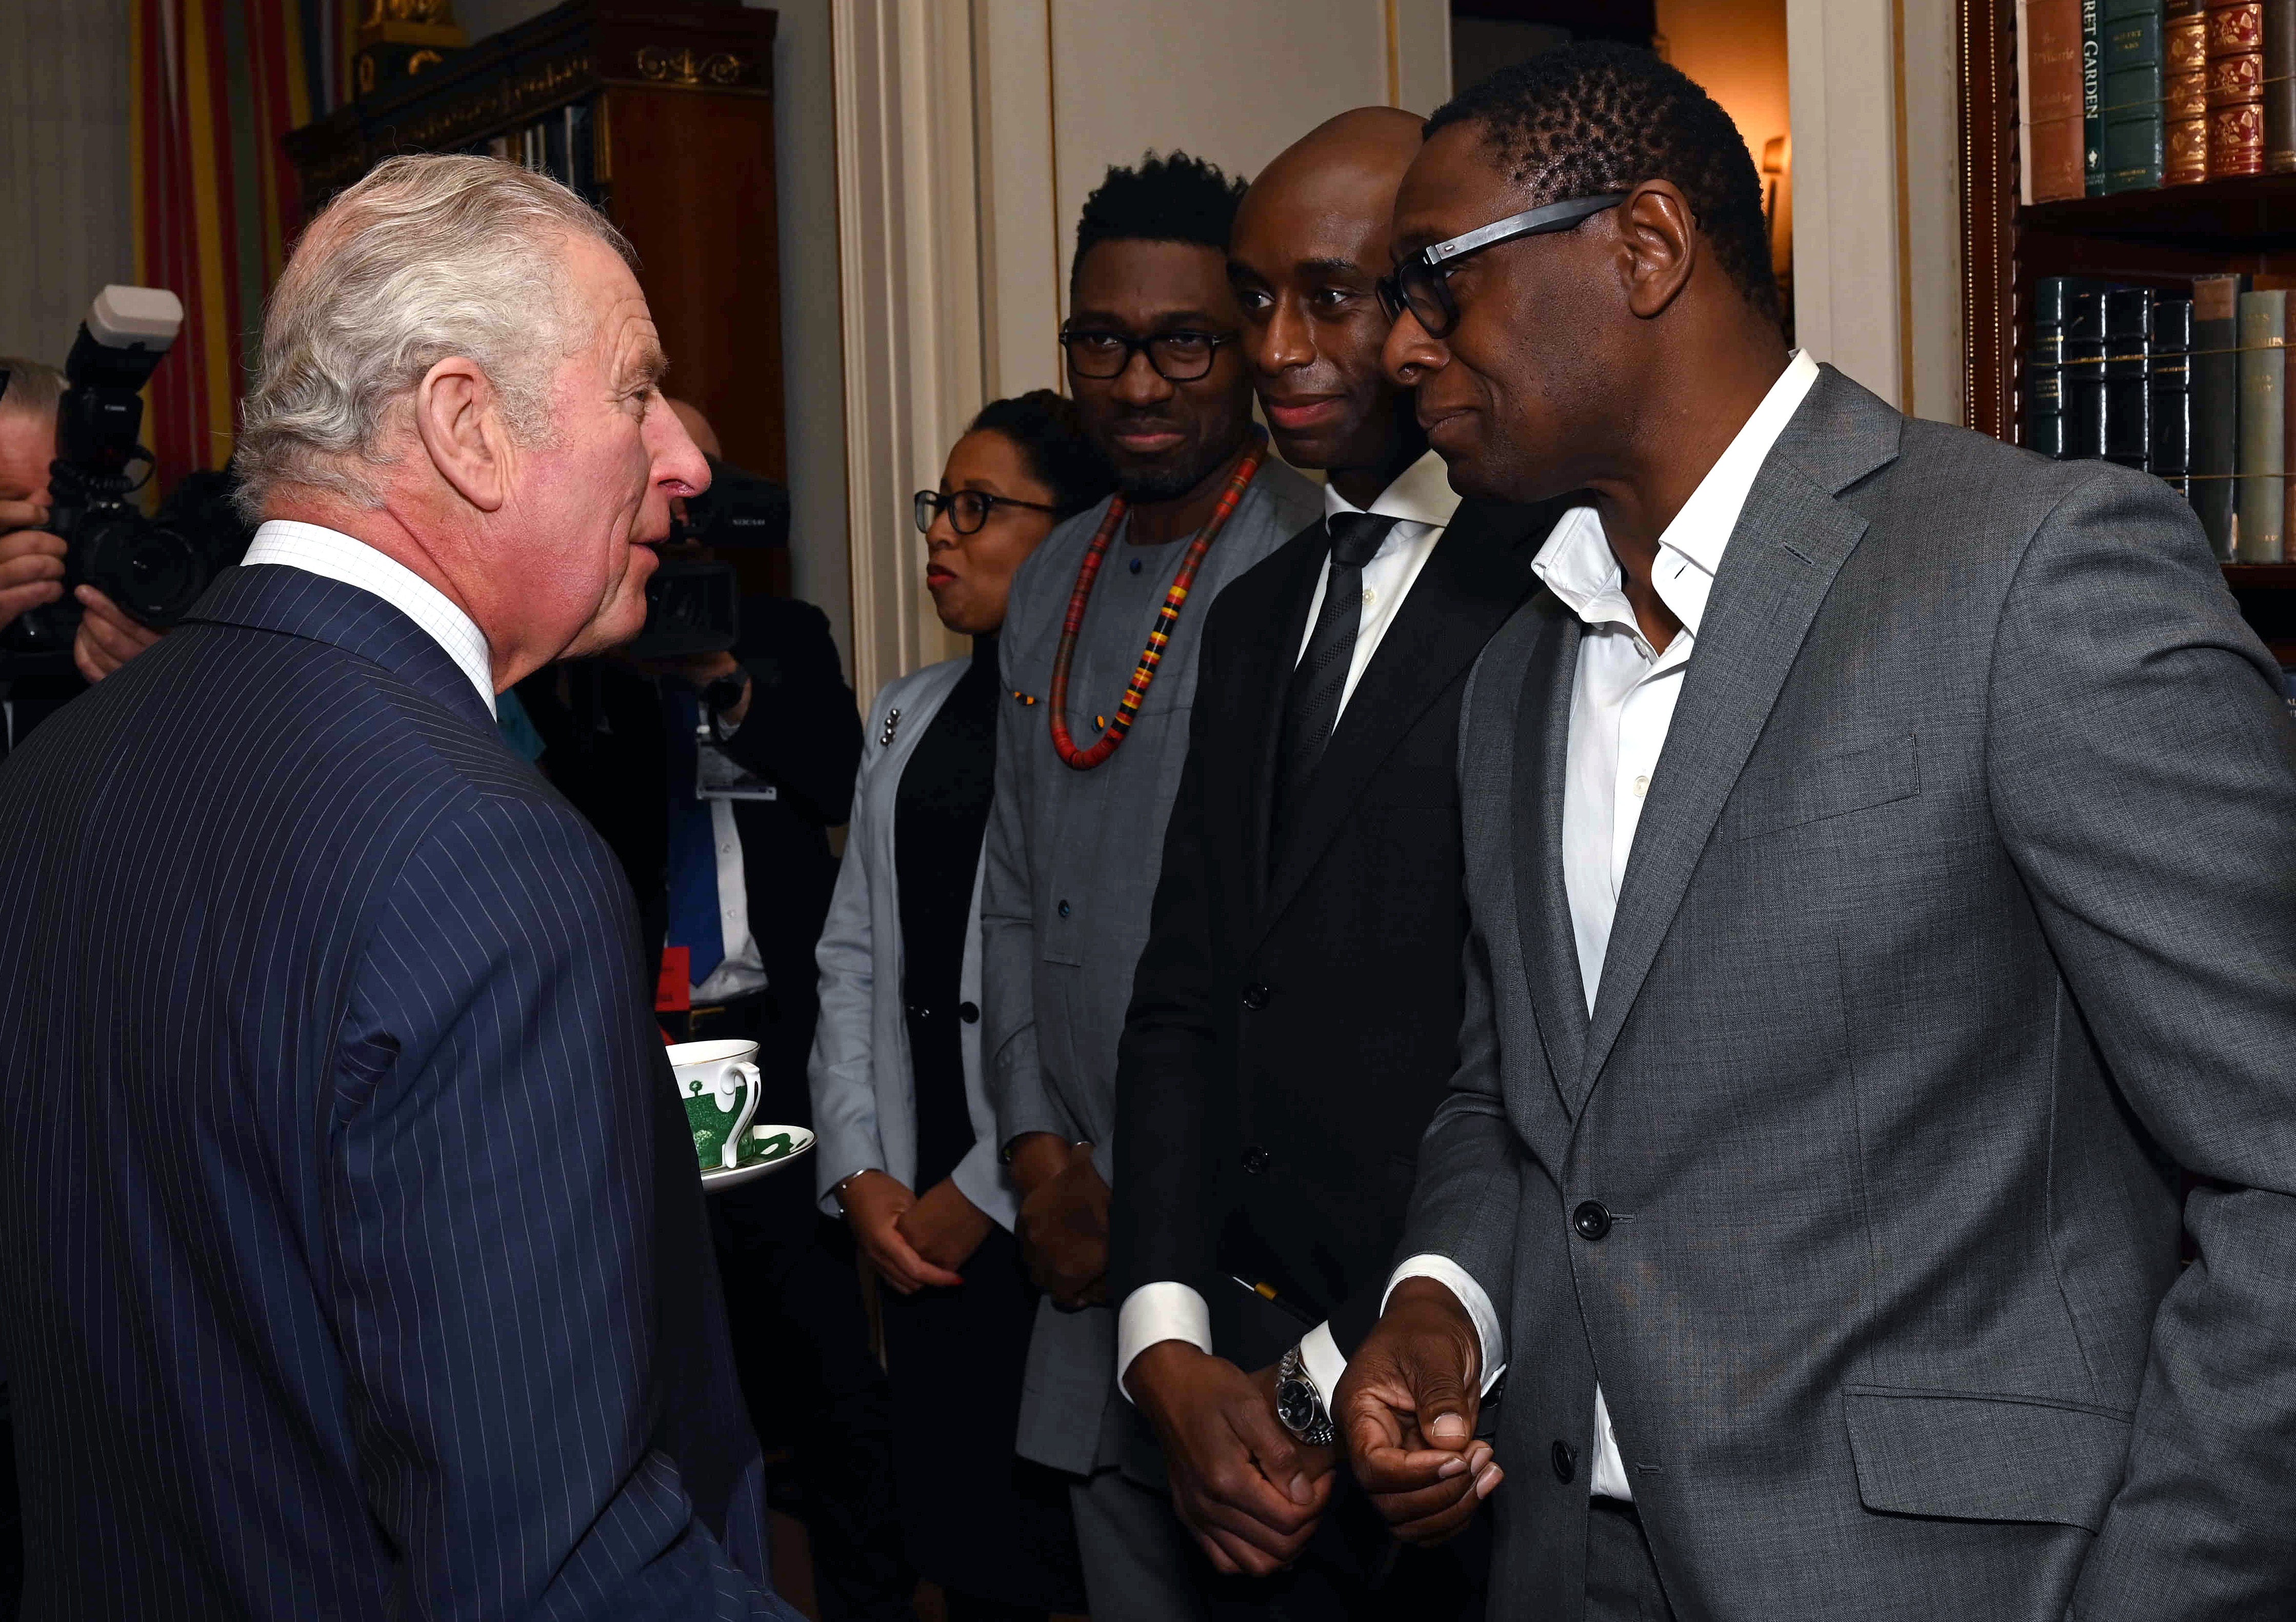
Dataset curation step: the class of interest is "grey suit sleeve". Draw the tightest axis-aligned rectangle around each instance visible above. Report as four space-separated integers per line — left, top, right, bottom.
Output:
807 716 888 1214
1983 467 2296 1619
982 614 1067 1150
1396 656 1525 1339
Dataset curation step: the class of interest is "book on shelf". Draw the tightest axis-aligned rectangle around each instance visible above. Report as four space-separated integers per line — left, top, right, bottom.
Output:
2031 277 2074 454
2235 288 2287 562
2168 2 2212 183
2065 287 2111 455
2206 0 2267 177
2105 286 2155 462
2152 293 2195 492
2193 271 2247 558
2085 1 2106 191
2023 0 2091 201
2102 0 2167 191
2268 0 2296 168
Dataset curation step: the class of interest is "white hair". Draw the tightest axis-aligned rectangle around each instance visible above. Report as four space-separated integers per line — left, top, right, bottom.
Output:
0 356 64 424
233 153 634 521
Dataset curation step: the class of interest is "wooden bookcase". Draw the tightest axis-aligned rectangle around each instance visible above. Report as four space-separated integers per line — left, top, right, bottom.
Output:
1957 0 2296 659
285 0 789 596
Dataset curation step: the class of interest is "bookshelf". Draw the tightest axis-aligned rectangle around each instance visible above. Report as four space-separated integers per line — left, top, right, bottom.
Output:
285 0 790 597
1959 0 2296 661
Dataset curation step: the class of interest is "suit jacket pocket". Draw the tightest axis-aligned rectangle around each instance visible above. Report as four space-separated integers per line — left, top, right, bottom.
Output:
1843 1385 2132 1532
1717 733 1919 842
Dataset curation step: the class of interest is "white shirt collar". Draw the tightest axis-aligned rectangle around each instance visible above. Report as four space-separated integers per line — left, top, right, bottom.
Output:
241 518 498 716
1533 349 1822 639
1320 447 1463 531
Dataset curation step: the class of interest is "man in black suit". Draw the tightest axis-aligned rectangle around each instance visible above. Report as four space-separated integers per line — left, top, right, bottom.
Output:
1109 108 1565 1619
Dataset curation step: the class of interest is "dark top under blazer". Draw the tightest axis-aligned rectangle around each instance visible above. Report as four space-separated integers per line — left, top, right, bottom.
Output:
0 566 799 1621
1112 496 1566 1366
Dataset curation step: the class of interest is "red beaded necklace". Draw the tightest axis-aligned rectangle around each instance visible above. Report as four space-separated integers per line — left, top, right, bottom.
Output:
1047 433 1268 771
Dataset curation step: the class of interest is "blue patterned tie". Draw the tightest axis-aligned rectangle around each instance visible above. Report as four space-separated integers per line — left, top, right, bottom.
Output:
662 684 725 984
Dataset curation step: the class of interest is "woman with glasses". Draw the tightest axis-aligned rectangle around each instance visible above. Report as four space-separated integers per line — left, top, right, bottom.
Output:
809 390 1114 1621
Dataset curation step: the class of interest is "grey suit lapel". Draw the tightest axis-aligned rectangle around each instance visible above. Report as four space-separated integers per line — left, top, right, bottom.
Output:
1510 593 1590 1115
1573 366 1902 1111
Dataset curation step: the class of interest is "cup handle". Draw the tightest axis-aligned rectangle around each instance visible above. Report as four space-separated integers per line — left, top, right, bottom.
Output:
723 1061 763 1168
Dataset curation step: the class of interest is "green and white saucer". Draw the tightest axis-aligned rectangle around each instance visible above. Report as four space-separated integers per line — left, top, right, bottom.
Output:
700 1123 814 1193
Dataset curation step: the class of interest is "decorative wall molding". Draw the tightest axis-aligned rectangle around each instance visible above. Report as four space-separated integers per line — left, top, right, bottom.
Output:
830 0 988 706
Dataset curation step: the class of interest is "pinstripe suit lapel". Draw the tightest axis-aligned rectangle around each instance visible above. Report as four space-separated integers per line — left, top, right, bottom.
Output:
189 565 498 736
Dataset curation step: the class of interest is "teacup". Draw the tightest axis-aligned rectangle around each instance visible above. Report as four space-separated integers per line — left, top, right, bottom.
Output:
670 1038 763 1171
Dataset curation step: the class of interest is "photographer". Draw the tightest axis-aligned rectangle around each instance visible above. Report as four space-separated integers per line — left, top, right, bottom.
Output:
0 356 164 715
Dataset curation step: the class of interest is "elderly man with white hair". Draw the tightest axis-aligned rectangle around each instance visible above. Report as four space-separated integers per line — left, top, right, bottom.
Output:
0 155 804 1620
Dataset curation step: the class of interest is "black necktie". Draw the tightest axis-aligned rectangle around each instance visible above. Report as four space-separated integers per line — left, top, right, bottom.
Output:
1272 511 1399 847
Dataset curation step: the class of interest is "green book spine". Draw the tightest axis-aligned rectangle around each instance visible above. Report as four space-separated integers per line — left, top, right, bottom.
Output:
2235 289 2286 563
2102 1 2166 189
2192 271 2247 559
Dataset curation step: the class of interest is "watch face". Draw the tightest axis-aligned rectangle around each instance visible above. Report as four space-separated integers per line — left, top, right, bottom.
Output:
1276 1378 1317 1433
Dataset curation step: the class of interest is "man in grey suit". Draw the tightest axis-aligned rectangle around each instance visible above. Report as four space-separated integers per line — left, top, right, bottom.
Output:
1335 45 2296 1621
982 153 1321 1619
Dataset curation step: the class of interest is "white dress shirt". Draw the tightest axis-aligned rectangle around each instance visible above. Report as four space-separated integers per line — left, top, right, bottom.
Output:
1382 350 1821 1500
242 519 496 716
1115 449 1462 1401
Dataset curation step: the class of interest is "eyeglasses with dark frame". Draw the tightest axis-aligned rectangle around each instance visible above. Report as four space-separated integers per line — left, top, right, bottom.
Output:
1059 326 1239 382
1377 192 1631 341
914 487 1063 536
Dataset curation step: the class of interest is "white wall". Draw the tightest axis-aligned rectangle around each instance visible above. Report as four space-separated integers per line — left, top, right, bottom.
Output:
1785 0 1962 424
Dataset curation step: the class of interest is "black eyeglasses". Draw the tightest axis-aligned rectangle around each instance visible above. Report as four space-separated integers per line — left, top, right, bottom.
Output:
914 488 1062 535
1377 192 1630 340
1059 326 1237 382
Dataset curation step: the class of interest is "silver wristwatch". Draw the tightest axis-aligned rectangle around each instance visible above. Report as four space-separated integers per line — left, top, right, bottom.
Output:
1275 1343 1335 1447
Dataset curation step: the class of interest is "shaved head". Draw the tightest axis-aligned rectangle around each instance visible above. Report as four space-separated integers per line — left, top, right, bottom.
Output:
1229 106 1428 496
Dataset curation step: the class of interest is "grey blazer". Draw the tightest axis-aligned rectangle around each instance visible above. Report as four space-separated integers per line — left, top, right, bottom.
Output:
983 460 1323 1475
806 659 1014 1229
1411 366 2296 1619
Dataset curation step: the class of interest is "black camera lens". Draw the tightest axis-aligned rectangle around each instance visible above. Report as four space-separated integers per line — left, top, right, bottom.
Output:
77 514 210 628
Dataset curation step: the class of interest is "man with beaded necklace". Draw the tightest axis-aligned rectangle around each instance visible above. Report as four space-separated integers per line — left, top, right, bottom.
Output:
975 152 1319 1621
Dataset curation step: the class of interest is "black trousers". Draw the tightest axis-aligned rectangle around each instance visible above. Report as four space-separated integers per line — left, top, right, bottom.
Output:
697 990 916 1622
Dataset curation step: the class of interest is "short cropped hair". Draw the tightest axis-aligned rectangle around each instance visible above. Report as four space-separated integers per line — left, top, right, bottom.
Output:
1071 151 1247 292
968 389 1116 519
0 357 64 423
1425 42 1782 328
233 154 634 522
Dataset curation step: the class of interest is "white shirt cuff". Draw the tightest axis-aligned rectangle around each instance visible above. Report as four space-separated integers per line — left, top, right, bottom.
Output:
1116 1281 1212 1400
1297 1318 1347 1406
1383 1253 1508 1395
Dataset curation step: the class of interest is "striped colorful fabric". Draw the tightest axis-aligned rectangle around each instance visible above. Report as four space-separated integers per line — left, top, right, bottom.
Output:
131 0 341 494
1046 432 1268 772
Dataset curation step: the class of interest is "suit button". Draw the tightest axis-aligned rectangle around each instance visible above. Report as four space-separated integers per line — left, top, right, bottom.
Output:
958 1002 979 1024
1572 1200 1612 1241
1057 899 1071 918
1551 1440 1578 1483
1242 1145 1271 1175
1241 984 1270 1011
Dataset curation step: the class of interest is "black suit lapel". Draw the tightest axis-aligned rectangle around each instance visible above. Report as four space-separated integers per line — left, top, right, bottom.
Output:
1253 500 1542 945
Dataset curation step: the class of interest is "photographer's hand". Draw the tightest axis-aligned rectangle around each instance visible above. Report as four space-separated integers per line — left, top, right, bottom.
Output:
72 587 163 683
0 500 65 629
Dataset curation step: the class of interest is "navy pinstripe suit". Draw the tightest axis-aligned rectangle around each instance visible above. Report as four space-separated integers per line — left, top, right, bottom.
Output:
0 565 801 1620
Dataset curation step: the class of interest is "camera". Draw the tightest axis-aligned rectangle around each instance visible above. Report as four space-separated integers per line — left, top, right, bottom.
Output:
3 287 247 674
626 454 790 660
